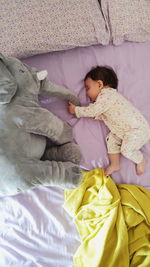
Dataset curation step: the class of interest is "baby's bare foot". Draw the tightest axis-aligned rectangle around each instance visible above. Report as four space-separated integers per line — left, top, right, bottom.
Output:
105 164 120 176
136 158 147 175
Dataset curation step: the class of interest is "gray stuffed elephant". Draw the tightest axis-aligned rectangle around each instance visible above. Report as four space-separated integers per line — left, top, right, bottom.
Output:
0 53 82 196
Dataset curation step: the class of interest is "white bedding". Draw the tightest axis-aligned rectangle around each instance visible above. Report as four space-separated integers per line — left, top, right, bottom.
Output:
0 186 80 267
1 40 150 266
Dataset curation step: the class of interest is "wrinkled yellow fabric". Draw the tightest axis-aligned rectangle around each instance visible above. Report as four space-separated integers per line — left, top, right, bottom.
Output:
64 168 150 267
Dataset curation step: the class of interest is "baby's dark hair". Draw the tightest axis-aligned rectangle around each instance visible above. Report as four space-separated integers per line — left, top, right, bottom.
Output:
84 66 118 89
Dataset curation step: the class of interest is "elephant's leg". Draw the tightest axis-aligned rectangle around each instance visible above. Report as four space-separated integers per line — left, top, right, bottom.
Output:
18 107 73 145
15 158 82 192
42 143 82 165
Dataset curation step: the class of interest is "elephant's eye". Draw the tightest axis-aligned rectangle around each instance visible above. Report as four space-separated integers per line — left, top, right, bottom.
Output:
19 69 25 73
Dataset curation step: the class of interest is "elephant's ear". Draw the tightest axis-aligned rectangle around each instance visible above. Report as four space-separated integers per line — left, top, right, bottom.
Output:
0 55 17 104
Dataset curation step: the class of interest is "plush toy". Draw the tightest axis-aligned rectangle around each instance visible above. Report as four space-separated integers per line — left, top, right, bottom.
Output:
0 53 82 196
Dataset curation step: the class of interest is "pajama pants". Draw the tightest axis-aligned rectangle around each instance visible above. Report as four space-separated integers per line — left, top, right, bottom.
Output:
106 128 150 164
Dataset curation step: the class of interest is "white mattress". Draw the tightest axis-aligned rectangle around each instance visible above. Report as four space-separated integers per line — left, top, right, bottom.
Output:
0 186 80 266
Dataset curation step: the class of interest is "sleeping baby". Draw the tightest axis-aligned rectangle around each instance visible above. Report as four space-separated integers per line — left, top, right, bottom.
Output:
68 66 150 176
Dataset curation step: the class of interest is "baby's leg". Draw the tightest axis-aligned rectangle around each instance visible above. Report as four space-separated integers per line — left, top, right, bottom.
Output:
105 132 121 176
105 153 120 176
136 158 147 175
121 130 149 175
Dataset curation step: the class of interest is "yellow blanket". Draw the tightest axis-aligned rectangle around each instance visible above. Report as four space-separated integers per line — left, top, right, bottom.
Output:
64 168 150 267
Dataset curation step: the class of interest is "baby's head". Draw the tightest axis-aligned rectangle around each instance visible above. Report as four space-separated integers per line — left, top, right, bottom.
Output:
84 66 118 101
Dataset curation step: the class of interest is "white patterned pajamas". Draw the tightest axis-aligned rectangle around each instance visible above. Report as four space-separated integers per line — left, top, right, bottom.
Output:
106 129 150 164
75 88 150 164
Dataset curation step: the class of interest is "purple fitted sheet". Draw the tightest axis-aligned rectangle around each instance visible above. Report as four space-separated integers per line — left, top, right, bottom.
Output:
23 41 150 190
1 42 150 267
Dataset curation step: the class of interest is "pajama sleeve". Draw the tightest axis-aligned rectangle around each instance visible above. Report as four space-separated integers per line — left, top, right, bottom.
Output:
75 90 115 118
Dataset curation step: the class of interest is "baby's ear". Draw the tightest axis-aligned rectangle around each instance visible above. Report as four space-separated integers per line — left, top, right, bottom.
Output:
97 80 104 89
0 58 17 104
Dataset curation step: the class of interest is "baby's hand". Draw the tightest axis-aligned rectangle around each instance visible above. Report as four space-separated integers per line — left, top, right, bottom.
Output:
68 102 76 115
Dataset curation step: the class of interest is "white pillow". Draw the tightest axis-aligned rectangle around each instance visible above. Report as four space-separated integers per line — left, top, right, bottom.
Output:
0 0 109 58
101 0 150 45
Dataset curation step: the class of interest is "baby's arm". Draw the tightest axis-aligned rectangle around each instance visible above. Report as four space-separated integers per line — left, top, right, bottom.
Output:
68 102 76 115
68 90 115 118
75 104 97 118
68 101 98 118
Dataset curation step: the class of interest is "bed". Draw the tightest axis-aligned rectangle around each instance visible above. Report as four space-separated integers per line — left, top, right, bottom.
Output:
0 1 150 266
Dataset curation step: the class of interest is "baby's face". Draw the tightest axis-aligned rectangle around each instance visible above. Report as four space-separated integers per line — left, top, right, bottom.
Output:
85 78 100 101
